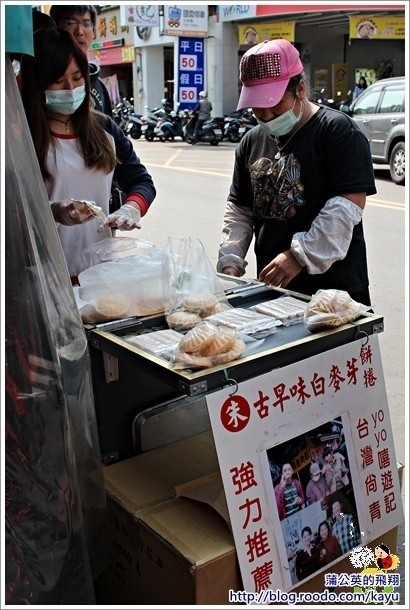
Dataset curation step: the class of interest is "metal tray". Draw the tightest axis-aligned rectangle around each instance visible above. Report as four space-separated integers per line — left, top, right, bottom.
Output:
88 285 384 397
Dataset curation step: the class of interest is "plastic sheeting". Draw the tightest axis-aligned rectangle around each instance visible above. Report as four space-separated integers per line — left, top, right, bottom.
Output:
4 56 106 604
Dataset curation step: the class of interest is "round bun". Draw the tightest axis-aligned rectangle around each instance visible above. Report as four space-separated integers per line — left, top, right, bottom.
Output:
94 294 130 319
183 293 218 314
200 326 236 356
166 311 202 330
178 321 217 353
212 339 246 364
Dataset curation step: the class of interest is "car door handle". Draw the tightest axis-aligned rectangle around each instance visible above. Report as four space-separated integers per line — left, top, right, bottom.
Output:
362 119 369 124
391 118 398 124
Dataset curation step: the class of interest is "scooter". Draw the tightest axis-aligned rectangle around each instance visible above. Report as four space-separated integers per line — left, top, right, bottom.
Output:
124 109 144 140
183 113 224 145
155 108 185 141
141 104 167 141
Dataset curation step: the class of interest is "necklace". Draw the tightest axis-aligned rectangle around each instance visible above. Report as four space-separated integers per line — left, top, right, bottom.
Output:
48 115 72 133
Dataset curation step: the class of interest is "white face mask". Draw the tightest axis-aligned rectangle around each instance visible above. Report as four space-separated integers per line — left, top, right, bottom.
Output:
44 84 86 115
257 97 302 137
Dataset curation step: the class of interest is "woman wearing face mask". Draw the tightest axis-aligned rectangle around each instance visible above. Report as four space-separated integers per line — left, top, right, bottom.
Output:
20 28 156 284
217 39 376 306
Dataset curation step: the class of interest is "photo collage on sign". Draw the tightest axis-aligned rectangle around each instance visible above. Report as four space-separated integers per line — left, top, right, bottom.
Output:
265 415 362 586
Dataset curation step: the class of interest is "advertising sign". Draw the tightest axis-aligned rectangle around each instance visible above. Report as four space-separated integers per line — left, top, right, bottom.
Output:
164 5 208 37
239 21 296 45
120 5 159 27
206 335 403 594
238 21 295 46
349 15 405 39
178 37 205 110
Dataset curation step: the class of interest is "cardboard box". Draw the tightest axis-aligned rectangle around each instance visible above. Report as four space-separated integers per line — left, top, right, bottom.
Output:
94 432 403 605
94 432 241 605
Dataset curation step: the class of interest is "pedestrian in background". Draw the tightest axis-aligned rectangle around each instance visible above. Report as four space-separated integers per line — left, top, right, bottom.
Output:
192 90 212 144
352 75 368 101
217 39 376 306
20 27 156 284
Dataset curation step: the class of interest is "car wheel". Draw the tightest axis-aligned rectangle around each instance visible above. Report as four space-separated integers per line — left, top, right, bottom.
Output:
389 142 405 185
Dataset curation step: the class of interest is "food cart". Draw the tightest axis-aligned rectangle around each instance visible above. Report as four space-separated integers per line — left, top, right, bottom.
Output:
85 280 383 463
87 280 403 605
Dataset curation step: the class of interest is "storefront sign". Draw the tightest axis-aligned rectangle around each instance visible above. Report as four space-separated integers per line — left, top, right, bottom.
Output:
239 21 295 45
88 45 135 66
206 335 403 593
220 5 257 21
349 15 405 39
120 5 159 27
177 37 205 109
164 5 208 37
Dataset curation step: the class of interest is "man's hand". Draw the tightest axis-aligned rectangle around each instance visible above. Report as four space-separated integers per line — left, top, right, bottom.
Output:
259 250 302 288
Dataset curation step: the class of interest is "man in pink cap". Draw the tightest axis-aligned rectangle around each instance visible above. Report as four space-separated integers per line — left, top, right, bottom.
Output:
217 39 375 306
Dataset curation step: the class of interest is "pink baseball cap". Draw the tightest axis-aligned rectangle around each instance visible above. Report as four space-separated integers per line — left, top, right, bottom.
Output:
237 39 304 110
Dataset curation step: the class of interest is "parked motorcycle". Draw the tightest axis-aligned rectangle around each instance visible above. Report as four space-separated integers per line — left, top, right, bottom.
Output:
183 112 224 145
141 104 167 141
224 108 256 142
113 97 143 139
155 106 185 141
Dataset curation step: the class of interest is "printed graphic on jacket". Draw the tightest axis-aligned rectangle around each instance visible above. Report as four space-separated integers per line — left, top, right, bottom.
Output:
250 153 305 220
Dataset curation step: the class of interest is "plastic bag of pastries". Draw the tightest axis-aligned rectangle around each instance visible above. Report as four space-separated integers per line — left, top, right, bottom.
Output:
304 289 371 333
172 320 246 370
162 236 231 331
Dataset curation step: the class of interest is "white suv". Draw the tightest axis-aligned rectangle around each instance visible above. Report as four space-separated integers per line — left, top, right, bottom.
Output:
341 77 405 185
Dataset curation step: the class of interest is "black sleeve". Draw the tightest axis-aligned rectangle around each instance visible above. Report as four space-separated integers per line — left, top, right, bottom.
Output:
104 116 156 206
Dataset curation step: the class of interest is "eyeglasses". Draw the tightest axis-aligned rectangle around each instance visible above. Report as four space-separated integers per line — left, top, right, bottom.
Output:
64 18 94 29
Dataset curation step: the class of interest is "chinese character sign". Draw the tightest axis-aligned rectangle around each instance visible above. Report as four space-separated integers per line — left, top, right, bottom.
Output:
120 5 159 27
206 335 403 593
178 37 205 110
164 5 208 37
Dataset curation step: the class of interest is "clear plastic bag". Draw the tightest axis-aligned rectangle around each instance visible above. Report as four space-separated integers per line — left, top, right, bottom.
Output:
162 236 231 331
171 320 246 370
82 236 156 268
304 289 371 333
78 250 166 323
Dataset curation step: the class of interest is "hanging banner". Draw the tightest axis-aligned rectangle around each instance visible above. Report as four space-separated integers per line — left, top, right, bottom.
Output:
178 37 205 110
164 5 208 38
120 5 159 27
349 15 405 39
206 335 403 594
239 21 296 45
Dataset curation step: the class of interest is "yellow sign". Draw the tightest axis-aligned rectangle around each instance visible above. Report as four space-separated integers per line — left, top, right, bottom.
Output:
239 21 295 45
349 15 405 39
332 63 348 99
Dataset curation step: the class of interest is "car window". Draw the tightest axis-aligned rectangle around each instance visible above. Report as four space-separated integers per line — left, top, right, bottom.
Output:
353 90 381 115
379 88 404 113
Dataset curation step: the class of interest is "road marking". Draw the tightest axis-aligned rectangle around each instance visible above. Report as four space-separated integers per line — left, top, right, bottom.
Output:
367 198 405 211
143 153 405 210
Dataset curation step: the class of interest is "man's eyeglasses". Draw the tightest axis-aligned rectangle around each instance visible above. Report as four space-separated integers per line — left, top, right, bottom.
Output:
64 18 94 29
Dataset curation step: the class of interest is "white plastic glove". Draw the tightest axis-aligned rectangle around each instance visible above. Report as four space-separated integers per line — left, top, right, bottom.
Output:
51 199 97 225
99 203 141 232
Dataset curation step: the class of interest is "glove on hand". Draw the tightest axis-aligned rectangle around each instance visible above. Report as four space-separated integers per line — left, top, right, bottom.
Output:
99 203 141 231
51 199 95 225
